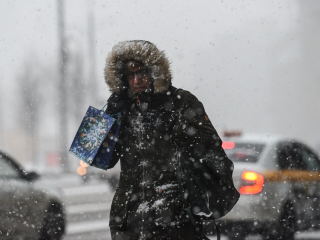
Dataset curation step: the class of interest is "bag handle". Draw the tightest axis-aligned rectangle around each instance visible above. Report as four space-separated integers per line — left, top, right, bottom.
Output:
101 103 124 121
101 102 108 111
172 88 182 102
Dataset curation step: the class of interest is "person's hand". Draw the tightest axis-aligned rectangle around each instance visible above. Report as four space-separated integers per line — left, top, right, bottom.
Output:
106 90 129 115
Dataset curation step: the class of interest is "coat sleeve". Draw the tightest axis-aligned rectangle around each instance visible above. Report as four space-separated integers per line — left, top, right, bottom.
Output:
107 125 124 169
106 91 128 169
171 90 226 158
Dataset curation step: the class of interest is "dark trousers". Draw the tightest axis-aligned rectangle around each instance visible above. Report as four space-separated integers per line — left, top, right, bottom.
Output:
110 221 203 240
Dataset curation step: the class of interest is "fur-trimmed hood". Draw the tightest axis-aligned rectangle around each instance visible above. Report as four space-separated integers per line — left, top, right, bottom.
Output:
104 40 172 94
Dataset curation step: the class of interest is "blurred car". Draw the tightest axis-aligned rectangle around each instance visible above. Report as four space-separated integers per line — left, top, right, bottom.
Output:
0 150 65 240
210 133 320 239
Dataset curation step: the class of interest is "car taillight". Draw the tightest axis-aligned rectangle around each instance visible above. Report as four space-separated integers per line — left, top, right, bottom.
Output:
222 141 235 149
239 171 264 194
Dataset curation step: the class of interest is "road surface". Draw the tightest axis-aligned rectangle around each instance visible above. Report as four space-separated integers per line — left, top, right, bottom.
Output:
53 173 320 240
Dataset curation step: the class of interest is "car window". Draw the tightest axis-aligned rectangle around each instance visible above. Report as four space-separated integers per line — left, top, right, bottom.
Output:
278 142 306 170
299 144 320 171
224 143 265 163
0 154 20 178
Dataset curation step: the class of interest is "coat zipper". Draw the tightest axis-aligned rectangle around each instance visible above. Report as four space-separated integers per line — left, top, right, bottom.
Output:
138 110 146 239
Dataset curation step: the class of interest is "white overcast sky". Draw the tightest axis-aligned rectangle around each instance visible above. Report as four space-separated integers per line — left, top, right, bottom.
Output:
1 0 320 150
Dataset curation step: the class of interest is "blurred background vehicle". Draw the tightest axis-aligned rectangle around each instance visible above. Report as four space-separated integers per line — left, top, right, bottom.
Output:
0 150 65 240
205 132 320 240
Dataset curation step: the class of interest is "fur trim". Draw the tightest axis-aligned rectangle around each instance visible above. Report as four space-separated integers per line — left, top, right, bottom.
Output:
104 40 172 94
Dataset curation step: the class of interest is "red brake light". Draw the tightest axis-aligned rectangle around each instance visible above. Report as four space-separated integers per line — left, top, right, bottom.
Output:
222 141 235 149
239 171 264 194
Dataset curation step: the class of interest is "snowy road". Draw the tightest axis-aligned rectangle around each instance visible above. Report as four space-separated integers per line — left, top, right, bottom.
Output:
48 174 111 240
55 174 320 240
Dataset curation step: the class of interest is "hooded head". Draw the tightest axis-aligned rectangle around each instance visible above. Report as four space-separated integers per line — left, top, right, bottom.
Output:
104 40 172 95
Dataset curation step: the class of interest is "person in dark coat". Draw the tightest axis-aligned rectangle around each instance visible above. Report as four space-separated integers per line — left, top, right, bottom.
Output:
104 40 229 240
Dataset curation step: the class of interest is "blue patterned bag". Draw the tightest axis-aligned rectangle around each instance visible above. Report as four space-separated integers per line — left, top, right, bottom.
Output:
69 104 122 170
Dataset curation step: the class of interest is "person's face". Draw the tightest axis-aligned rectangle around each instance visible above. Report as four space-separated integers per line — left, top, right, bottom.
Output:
126 62 151 93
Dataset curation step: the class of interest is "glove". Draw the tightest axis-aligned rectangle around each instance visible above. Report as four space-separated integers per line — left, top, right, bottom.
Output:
106 90 129 116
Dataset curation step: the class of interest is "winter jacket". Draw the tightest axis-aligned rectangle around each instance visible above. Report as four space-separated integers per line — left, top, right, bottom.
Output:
104 41 227 230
